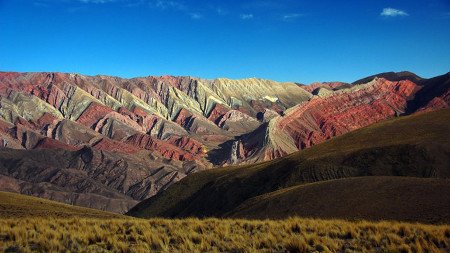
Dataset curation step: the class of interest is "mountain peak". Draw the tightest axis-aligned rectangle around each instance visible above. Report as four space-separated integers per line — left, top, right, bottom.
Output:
352 71 423 85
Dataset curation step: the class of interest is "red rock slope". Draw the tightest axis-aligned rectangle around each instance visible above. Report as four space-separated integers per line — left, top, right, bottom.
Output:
220 73 450 164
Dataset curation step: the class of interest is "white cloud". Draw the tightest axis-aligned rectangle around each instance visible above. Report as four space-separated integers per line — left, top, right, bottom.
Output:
240 14 253 20
33 1 50 7
380 8 409 17
282 13 303 21
216 7 227 16
189 13 202 19
77 0 116 3
153 0 186 10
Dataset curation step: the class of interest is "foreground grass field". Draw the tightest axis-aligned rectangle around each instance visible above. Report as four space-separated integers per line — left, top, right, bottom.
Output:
0 217 449 252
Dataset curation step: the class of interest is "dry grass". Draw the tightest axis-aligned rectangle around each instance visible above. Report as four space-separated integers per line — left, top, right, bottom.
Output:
0 217 448 252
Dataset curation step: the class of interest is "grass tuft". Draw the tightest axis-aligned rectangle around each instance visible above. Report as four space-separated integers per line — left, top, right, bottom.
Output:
286 237 308 253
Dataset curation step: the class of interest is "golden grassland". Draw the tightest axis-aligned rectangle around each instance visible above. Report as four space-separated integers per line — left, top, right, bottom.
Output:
0 217 448 253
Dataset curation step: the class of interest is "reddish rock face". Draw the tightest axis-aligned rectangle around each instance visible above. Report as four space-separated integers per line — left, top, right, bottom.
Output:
279 79 417 149
225 77 449 164
165 135 204 156
301 82 350 93
0 120 12 133
125 133 197 161
420 97 449 112
174 108 194 127
412 73 450 113
92 138 142 154
34 137 80 151
36 112 59 128
207 103 230 123
76 102 113 128
15 117 36 130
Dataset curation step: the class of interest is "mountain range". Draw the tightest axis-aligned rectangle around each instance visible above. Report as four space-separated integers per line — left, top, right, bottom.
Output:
128 109 450 223
0 70 449 213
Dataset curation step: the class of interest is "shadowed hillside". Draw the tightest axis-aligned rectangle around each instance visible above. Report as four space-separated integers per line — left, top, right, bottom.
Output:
0 147 193 213
352 71 423 85
229 177 450 223
128 109 450 222
0 191 121 218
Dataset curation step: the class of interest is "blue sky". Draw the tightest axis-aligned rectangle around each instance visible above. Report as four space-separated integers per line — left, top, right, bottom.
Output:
0 0 449 83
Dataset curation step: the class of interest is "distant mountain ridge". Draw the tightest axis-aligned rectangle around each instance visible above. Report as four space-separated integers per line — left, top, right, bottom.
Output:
0 71 449 212
351 71 424 85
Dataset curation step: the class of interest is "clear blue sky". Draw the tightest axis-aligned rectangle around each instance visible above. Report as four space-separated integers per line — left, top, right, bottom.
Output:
1 0 449 83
